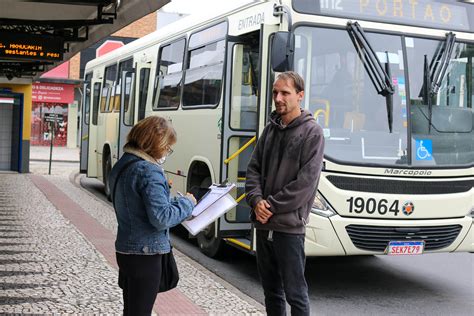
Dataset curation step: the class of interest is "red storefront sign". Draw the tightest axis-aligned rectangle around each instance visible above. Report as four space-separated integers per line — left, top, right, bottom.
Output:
32 83 74 104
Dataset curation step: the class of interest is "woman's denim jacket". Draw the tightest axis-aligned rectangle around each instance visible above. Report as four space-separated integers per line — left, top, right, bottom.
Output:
109 152 194 255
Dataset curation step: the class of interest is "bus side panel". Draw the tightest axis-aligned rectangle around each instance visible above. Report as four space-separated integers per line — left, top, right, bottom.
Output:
164 109 222 192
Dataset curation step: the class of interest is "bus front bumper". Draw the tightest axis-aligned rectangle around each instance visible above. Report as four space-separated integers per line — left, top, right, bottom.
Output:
304 214 474 256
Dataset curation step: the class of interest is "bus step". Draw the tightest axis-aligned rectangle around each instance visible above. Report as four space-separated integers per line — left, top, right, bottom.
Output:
224 237 253 253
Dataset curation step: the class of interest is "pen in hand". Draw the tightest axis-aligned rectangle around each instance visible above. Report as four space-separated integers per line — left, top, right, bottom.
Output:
177 191 197 206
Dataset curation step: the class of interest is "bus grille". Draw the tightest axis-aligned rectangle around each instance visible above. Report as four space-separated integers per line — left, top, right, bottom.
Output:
345 224 462 252
326 176 474 194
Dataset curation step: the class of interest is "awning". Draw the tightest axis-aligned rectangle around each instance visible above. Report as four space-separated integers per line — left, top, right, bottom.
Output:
0 0 170 80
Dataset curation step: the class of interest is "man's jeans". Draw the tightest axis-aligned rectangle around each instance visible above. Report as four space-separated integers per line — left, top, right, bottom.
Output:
256 230 310 316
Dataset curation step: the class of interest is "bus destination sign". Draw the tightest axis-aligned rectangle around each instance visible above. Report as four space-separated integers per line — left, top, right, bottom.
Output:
0 32 63 62
294 0 472 32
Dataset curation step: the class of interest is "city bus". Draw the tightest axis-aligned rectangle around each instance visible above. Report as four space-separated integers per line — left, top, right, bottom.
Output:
80 0 474 258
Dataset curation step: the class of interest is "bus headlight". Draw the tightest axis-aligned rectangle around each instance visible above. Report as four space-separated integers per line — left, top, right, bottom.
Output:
311 192 336 217
469 208 474 218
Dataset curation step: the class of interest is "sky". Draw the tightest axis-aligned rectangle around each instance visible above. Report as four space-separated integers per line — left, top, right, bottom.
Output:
161 0 255 15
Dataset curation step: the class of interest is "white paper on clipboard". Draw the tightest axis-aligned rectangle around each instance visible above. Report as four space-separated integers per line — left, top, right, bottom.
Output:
182 193 237 236
191 183 235 217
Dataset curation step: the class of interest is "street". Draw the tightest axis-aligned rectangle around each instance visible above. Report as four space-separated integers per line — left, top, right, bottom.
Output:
80 174 474 316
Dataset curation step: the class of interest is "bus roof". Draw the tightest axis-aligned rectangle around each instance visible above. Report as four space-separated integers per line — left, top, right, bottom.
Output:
84 0 270 72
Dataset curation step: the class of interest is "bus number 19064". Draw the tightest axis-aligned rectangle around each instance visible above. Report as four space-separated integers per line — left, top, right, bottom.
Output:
346 197 400 216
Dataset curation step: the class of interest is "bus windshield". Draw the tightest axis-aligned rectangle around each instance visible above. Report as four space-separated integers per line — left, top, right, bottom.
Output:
294 26 474 167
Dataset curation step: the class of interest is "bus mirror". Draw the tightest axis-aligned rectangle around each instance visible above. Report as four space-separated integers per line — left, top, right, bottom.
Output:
271 31 294 72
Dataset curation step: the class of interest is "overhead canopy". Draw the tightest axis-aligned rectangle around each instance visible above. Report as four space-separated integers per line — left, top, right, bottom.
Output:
0 0 170 80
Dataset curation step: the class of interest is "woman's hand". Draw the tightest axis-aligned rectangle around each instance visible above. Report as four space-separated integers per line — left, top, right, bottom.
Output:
186 193 197 206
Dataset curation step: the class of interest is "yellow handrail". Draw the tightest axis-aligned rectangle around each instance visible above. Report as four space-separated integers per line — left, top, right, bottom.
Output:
224 136 256 164
235 193 246 203
312 98 331 127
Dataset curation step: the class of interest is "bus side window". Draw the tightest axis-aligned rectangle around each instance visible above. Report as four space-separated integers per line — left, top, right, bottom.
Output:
153 39 185 110
183 22 227 108
100 84 109 113
84 84 91 125
114 83 121 112
230 42 259 130
92 82 101 125
138 68 150 121
123 72 135 126
117 58 134 115
183 40 225 107
102 64 117 113
83 73 92 125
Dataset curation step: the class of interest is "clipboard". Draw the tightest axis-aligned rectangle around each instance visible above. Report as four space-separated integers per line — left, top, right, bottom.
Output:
195 188 212 205
191 183 235 217
182 183 237 236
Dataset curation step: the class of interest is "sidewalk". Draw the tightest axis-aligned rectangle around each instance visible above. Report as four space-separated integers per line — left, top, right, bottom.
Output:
0 164 265 314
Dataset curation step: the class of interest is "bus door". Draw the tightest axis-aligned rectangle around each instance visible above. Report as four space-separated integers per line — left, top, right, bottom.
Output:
219 25 280 250
87 76 103 177
218 31 261 247
117 59 136 158
80 73 92 173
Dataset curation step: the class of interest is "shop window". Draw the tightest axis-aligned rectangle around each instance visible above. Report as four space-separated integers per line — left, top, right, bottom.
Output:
30 103 69 146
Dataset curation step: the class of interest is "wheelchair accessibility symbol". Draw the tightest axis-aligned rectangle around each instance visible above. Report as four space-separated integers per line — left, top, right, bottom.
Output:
415 139 432 160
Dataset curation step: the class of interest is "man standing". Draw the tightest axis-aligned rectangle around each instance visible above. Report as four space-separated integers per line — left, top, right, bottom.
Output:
245 71 324 316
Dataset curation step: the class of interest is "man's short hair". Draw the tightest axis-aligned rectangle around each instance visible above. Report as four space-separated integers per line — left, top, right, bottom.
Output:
275 71 305 93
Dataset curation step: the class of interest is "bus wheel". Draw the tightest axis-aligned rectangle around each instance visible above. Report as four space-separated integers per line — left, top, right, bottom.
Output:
103 154 112 201
197 221 223 258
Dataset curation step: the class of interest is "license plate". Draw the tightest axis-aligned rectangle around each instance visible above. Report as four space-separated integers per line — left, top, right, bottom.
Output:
386 241 424 256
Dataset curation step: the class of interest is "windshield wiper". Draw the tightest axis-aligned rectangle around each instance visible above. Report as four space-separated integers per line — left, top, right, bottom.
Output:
431 32 456 95
347 21 395 132
420 32 456 132
430 32 456 132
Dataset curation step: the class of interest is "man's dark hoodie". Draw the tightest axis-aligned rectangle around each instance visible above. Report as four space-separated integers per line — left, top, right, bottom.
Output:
245 108 324 234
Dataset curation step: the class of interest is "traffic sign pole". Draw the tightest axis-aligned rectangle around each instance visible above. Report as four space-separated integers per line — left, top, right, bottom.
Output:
43 112 63 175
48 121 54 175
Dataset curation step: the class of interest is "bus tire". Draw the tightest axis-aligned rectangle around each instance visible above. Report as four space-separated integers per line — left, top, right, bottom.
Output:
197 221 223 258
103 153 112 201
